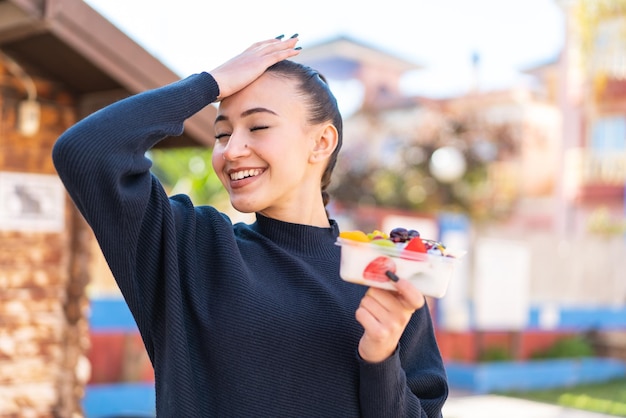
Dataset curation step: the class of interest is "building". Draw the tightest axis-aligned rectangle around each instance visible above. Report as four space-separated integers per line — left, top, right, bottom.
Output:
297 23 626 364
0 0 214 415
556 0 626 232
1 2 624 414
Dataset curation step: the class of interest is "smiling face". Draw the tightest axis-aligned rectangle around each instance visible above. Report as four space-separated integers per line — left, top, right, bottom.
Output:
212 72 336 225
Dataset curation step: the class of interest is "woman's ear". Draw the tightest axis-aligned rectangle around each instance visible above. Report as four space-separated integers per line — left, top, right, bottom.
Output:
309 124 338 164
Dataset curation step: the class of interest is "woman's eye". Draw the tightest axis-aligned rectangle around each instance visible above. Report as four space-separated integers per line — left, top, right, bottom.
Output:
214 133 231 142
250 126 269 132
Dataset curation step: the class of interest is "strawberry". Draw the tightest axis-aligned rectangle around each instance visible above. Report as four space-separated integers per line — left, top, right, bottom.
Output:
363 256 396 282
404 236 427 253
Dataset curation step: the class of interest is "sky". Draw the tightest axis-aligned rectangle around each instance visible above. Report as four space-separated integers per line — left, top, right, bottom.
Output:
84 0 565 101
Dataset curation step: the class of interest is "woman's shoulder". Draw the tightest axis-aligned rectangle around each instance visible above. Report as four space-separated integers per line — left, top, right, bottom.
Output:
166 195 234 231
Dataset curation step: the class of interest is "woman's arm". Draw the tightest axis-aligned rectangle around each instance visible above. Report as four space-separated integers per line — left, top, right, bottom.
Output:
51 36 301 355
53 34 301 235
52 71 219 267
52 71 219 227
357 282 448 417
52 72 220 350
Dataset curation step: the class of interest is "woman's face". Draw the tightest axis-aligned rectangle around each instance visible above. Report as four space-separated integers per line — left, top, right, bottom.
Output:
212 73 326 219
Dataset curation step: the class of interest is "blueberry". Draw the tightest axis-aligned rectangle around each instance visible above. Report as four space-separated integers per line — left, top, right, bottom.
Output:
389 227 409 243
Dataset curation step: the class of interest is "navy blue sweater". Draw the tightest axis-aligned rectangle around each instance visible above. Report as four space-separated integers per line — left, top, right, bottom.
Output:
52 72 448 417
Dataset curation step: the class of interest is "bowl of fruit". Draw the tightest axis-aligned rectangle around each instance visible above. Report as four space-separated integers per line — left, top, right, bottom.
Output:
336 227 465 298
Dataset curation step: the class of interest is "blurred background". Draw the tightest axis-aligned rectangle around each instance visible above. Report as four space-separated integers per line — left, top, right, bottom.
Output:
0 0 625 416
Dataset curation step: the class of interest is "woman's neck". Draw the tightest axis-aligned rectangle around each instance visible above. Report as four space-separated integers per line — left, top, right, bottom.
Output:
258 207 330 228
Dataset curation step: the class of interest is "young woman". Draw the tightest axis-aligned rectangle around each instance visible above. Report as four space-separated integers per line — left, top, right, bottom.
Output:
53 35 448 417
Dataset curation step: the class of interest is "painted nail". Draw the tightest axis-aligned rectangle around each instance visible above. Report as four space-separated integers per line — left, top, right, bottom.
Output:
275 34 285 40
385 271 400 282
294 47 302 51
290 33 299 39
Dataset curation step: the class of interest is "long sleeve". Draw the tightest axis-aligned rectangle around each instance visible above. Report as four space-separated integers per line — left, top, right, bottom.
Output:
52 71 218 227
52 72 220 356
51 69 448 417
358 302 448 417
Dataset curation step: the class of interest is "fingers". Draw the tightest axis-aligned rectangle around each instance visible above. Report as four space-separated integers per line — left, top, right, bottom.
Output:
210 34 301 101
355 286 413 340
394 279 426 312
355 304 399 363
246 34 301 61
362 280 425 315
355 279 426 363
362 287 409 317
356 286 414 363
357 290 398 330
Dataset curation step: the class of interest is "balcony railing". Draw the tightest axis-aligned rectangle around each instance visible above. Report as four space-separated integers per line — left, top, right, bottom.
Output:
564 148 626 202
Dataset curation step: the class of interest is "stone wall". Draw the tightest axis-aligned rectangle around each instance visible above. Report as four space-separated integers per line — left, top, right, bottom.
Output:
0 60 90 417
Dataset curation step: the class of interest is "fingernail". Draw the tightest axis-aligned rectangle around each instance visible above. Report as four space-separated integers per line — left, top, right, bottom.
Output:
294 46 302 51
290 33 299 39
385 271 399 282
275 34 285 40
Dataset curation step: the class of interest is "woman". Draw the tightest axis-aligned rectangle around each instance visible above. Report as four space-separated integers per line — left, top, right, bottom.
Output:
53 35 448 417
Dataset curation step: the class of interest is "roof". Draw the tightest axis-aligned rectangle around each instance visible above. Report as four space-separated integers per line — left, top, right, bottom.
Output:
520 54 560 77
294 35 423 80
0 0 215 147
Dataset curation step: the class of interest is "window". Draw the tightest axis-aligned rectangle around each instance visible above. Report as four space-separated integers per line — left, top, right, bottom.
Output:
591 115 626 153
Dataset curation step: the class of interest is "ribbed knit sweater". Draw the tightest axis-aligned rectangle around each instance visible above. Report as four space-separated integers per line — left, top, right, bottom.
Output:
52 71 448 417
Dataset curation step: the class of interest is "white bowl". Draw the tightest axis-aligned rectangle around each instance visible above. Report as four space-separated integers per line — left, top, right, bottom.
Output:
336 238 464 298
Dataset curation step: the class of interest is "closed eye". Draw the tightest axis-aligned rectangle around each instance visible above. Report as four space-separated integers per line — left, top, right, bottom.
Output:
250 126 269 132
214 133 231 141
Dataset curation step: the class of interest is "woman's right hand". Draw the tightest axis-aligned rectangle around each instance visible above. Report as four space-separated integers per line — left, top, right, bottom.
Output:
210 35 301 101
356 279 426 364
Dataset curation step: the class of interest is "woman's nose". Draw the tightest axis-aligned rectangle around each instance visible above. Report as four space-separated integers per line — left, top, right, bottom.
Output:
222 133 249 161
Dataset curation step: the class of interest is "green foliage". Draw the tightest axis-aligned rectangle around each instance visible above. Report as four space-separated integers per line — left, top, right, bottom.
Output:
504 378 626 417
331 115 520 221
587 206 626 236
148 147 229 206
478 346 514 363
530 336 595 360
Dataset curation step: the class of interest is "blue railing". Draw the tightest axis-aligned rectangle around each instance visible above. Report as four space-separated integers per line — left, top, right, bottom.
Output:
84 297 626 415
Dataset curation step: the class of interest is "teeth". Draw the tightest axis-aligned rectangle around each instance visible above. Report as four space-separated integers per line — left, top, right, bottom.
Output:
230 169 262 180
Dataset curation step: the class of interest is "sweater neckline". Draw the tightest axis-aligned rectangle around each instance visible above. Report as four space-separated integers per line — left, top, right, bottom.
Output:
251 213 340 259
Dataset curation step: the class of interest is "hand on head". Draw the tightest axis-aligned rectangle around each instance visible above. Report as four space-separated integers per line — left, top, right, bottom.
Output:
210 35 301 101
356 279 426 363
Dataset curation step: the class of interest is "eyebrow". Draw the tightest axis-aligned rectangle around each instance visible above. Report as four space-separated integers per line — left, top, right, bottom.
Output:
215 107 278 124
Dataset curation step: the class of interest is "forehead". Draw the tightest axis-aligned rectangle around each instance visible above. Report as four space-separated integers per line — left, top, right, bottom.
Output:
217 73 303 119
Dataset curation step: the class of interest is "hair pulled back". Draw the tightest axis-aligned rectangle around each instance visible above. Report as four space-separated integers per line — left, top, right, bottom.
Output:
265 60 343 217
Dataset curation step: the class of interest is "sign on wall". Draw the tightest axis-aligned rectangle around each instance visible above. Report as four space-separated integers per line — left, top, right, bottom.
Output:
473 237 531 330
0 172 65 232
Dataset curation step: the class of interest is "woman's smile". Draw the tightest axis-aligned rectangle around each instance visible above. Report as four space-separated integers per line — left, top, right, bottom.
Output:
227 167 266 189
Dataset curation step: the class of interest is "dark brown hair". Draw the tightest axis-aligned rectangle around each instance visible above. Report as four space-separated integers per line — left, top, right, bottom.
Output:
266 60 343 217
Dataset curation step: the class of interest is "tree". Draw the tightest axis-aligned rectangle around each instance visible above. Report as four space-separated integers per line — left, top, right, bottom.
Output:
148 147 230 208
330 112 521 221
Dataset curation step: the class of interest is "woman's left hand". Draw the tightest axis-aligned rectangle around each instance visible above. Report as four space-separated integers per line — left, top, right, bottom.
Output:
210 36 300 101
356 279 426 363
